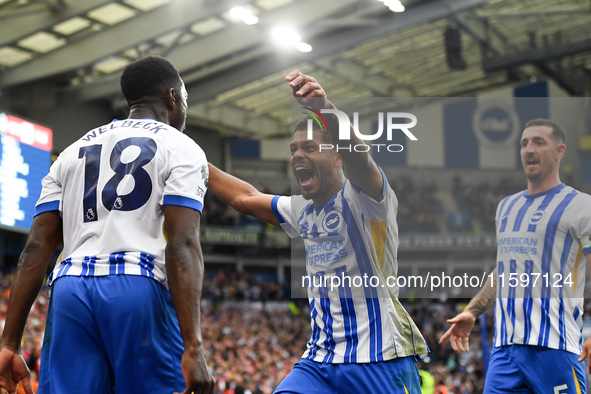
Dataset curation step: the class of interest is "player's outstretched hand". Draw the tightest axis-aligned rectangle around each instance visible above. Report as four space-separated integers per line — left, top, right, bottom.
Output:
438 311 476 352
173 347 215 394
285 70 329 109
0 347 33 394
578 335 591 373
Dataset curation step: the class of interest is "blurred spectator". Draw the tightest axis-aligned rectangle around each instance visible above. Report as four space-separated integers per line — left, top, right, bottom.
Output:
0 272 49 392
451 175 525 233
203 305 309 394
203 271 286 303
203 194 237 226
406 299 490 394
392 175 443 234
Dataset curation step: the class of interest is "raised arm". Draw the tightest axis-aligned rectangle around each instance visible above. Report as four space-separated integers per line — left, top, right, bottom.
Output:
439 267 497 352
0 211 63 394
165 206 214 394
208 163 279 227
286 70 384 202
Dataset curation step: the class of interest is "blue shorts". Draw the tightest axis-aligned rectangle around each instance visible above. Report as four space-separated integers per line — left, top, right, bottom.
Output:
38 275 185 394
274 356 420 394
484 345 586 394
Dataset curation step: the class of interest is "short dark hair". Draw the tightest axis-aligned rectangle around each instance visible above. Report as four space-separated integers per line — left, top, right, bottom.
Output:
293 114 339 145
120 56 182 105
524 118 566 144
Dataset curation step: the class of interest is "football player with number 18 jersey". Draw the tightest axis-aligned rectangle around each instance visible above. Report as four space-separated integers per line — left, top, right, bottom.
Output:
0 56 215 394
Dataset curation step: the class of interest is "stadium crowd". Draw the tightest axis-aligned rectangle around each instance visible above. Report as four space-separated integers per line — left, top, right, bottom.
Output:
392 175 443 234
7 268 584 394
451 175 525 233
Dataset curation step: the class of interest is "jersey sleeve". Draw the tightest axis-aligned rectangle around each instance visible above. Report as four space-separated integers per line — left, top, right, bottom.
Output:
271 195 303 238
35 154 64 216
569 193 591 255
495 197 507 224
162 139 208 214
343 167 396 221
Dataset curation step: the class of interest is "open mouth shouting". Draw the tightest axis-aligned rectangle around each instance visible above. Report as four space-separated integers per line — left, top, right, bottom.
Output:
293 164 317 192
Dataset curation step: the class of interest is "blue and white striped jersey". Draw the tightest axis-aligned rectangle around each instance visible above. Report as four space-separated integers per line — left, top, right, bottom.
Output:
273 172 428 364
35 119 208 289
494 183 591 354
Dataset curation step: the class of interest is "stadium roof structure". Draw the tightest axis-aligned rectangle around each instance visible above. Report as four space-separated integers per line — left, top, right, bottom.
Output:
0 0 590 139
